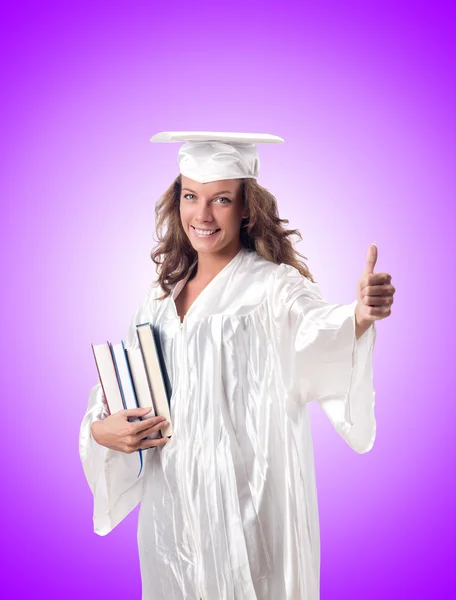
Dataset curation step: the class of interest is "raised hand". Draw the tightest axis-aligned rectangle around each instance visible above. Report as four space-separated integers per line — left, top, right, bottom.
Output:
355 243 395 327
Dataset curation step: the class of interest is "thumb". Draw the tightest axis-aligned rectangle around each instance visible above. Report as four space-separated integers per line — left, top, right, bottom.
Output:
363 243 378 275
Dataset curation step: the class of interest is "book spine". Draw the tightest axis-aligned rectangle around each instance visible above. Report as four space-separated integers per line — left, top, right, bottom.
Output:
136 327 158 414
122 342 141 424
91 342 111 416
109 342 127 410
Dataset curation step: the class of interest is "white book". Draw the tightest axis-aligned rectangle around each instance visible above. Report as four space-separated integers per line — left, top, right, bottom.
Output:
137 323 173 437
127 347 160 439
91 342 124 415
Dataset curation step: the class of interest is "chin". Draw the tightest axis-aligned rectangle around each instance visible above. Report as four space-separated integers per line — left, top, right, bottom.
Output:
191 242 223 253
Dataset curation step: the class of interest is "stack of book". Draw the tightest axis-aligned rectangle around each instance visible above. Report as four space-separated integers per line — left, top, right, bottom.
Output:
91 322 172 439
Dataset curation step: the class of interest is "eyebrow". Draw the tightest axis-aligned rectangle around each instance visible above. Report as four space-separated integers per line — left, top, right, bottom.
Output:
182 188 234 196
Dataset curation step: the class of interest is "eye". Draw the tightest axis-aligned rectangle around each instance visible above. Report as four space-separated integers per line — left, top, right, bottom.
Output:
214 197 232 204
183 193 196 200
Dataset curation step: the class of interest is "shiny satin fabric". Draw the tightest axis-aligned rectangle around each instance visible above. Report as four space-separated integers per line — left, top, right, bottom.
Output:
79 247 377 600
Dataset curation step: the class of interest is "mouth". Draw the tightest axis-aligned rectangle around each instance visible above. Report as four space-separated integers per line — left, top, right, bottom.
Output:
191 225 221 238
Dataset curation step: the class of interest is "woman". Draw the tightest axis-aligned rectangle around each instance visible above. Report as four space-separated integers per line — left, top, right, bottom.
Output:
79 132 394 600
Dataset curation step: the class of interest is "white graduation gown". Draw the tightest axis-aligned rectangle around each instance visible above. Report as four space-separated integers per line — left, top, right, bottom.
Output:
79 247 377 600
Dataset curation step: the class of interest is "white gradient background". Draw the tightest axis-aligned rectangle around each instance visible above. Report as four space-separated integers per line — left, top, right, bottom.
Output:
1 1 454 598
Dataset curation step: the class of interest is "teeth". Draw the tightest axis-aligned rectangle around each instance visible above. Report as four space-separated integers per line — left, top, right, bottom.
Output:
194 227 218 236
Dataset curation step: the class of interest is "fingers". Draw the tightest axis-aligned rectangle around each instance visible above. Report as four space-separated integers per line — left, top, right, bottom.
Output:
118 408 168 434
362 295 394 306
132 415 168 435
121 407 154 419
362 284 395 297
363 273 392 286
123 430 170 453
137 436 170 450
135 419 170 439
363 305 392 318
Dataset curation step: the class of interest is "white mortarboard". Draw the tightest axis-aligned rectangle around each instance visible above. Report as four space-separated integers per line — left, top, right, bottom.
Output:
149 131 284 184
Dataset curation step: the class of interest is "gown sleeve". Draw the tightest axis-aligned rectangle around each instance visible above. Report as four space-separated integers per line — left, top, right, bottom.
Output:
79 283 157 535
271 264 377 454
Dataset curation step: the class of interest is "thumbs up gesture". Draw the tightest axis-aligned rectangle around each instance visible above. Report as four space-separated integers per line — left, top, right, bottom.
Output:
355 244 395 329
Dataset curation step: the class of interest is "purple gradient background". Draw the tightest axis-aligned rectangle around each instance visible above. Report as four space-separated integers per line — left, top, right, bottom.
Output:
2 1 454 598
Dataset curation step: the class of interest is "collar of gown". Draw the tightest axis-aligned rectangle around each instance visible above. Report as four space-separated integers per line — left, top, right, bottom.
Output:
170 246 250 323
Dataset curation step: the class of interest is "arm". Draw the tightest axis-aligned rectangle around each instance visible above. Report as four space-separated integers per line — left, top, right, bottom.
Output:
79 283 158 534
271 264 378 454
79 383 147 535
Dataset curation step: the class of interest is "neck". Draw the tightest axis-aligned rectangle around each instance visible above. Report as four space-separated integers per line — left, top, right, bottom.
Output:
193 242 243 282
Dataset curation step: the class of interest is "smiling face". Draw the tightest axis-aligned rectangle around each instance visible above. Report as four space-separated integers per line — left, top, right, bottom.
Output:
179 175 247 257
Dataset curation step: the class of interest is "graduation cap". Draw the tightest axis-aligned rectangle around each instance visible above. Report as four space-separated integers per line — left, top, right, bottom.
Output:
149 131 284 184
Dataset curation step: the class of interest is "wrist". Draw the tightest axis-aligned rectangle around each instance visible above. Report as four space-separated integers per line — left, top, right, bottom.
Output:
90 420 103 443
355 303 373 340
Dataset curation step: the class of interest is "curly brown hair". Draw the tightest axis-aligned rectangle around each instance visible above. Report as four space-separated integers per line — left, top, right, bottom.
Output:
150 175 315 299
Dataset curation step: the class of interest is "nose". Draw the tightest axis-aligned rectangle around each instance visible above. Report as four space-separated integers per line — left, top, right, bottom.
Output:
195 201 214 223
